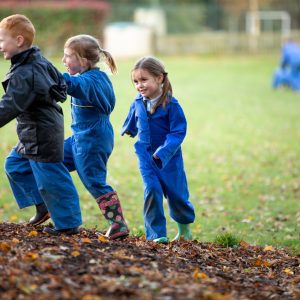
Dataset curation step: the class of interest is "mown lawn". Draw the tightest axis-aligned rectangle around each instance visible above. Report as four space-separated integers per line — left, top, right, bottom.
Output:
0 54 299 251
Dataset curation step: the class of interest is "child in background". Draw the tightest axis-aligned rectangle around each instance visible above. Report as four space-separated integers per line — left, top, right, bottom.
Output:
121 56 195 243
61 34 129 239
272 39 300 92
0 14 82 235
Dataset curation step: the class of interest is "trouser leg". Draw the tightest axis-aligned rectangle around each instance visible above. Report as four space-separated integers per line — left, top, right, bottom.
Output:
158 157 195 241
71 138 130 239
63 137 76 172
141 169 166 240
4 149 44 208
160 164 195 225
74 145 114 198
30 160 82 230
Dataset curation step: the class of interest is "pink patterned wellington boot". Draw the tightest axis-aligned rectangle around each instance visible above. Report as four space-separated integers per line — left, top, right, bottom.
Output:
96 191 129 240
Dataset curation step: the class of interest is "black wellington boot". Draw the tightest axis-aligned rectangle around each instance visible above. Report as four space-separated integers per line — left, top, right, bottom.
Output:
43 226 79 236
28 202 50 226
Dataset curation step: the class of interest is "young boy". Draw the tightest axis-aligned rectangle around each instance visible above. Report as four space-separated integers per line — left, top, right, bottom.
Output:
0 14 82 235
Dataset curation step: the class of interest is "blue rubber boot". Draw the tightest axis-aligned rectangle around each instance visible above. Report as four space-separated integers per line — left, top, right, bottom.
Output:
172 223 192 241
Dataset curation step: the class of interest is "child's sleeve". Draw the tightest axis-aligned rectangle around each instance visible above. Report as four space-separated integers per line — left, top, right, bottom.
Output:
33 63 67 103
63 73 89 99
0 73 35 128
121 102 138 137
153 102 187 168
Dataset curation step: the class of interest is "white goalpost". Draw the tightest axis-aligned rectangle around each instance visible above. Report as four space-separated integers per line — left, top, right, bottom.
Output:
246 10 291 38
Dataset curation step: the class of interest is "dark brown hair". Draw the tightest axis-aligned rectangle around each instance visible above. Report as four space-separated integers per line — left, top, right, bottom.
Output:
64 34 117 74
132 56 172 113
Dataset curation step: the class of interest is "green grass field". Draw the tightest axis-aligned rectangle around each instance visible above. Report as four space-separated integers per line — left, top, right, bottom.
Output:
0 54 299 251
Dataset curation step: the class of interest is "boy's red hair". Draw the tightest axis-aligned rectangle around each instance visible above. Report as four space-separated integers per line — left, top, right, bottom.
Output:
0 14 35 47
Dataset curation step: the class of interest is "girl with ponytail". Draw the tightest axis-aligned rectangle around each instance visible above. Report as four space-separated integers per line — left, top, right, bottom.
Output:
122 56 195 243
59 34 129 239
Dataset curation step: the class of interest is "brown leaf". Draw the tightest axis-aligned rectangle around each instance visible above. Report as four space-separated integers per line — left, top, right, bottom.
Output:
240 240 250 249
28 230 38 237
263 245 274 251
81 237 92 244
193 269 209 280
24 252 39 260
82 296 103 300
0 241 11 252
283 268 294 275
71 251 80 257
98 235 109 243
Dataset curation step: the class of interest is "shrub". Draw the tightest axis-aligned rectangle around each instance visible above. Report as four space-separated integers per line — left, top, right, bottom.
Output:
0 6 108 56
214 232 241 248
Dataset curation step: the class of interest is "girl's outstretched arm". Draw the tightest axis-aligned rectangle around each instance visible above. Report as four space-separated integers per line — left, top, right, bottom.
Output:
121 102 138 138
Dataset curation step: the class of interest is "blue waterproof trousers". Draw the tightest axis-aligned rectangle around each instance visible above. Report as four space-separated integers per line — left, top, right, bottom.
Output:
63 128 114 199
272 68 300 91
138 148 195 240
4 149 82 230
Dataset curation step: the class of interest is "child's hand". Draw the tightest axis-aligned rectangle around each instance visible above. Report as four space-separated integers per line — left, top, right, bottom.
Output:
152 154 162 168
125 131 133 138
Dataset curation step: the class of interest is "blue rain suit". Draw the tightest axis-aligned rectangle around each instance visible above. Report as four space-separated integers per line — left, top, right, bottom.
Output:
121 94 195 240
63 68 115 198
2 47 82 230
273 41 300 91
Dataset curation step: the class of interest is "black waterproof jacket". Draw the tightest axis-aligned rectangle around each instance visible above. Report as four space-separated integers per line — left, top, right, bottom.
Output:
0 47 67 162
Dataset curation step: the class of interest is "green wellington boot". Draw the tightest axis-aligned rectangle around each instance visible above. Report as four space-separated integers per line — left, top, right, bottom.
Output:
172 223 192 241
153 237 169 244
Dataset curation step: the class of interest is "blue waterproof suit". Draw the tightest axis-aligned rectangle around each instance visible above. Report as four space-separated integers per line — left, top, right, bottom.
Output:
273 41 300 91
63 68 115 198
121 94 195 240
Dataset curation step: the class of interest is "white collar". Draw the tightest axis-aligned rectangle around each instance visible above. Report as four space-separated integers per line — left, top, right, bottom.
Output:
143 93 161 103
143 94 161 112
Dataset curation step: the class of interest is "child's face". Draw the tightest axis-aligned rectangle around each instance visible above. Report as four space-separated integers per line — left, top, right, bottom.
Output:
0 28 23 60
62 47 87 75
132 68 163 100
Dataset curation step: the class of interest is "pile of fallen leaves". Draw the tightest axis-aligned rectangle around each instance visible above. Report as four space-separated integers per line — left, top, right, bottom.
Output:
0 223 299 300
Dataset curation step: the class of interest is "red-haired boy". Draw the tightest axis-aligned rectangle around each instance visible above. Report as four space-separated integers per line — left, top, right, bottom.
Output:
0 14 82 234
